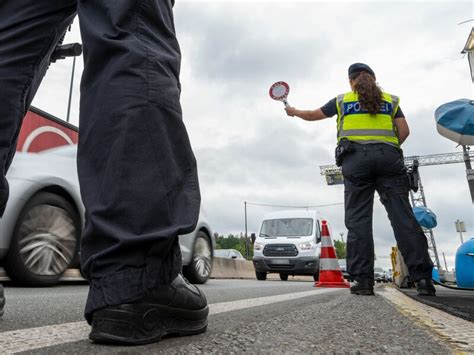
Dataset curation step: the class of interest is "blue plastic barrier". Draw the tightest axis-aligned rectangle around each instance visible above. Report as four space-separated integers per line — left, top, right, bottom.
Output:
455 238 474 288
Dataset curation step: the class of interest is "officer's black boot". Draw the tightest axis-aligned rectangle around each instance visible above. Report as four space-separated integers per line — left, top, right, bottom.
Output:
89 274 208 345
416 278 436 296
350 279 375 295
0 283 5 317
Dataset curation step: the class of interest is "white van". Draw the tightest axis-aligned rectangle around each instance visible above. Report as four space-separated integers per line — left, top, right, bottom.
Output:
253 210 324 281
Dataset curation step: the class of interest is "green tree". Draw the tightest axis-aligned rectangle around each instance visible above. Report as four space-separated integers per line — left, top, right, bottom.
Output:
334 240 347 259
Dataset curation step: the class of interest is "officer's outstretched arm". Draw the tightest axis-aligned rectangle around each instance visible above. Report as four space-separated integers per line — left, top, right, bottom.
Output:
285 107 328 121
393 116 410 144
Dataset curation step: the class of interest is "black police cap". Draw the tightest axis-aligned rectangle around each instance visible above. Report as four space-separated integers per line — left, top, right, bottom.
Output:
348 63 376 79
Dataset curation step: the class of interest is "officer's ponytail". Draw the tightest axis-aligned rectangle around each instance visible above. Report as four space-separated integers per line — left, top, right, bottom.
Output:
351 72 382 115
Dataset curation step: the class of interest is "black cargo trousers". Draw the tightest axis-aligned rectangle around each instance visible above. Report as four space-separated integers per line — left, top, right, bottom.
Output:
0 0 200 322
341 143 433 283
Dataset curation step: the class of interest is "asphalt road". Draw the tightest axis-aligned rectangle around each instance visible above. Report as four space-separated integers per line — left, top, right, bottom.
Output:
0 279 453 354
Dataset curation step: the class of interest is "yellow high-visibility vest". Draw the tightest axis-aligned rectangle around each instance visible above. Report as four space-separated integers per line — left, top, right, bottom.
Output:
336 91 400 147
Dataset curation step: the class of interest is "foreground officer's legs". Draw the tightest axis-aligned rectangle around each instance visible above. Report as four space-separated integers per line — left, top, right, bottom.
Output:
77 0 207 343
0 0 77 317
375 146 434 294
342 148 376 291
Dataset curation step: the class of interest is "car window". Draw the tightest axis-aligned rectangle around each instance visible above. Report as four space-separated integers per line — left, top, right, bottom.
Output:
260 218 313 237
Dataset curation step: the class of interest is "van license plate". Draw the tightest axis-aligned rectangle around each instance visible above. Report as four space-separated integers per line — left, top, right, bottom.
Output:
272 259 290 265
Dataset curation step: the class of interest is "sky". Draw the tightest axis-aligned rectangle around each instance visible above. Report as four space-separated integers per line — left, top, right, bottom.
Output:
32 0 474 270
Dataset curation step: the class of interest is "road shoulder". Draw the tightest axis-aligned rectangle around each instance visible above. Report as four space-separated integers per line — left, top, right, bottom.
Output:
379 285 474 353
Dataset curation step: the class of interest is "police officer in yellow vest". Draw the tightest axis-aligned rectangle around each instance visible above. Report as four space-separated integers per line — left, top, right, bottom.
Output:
285 63 436 296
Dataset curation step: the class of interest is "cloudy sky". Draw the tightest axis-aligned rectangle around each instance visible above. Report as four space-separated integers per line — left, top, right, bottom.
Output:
32 0 473 269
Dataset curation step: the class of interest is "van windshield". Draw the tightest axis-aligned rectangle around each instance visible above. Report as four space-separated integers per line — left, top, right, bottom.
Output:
260 218 313 237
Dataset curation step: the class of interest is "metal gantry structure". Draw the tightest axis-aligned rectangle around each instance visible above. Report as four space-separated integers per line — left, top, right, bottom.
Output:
319 149 474 270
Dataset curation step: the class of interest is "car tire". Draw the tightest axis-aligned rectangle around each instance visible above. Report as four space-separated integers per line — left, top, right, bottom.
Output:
279 273 288 281
313 272 320 282
256 271 267 280
5 192 80 286
183 231 212 284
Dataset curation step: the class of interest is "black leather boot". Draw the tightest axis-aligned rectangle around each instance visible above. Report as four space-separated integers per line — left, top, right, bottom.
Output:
350 279 375 295
0 283 4 317
89 274 208 345
416 278 436 296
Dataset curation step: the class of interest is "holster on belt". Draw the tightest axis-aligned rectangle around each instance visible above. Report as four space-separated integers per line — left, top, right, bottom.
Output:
335 139 354 167
406 159 419 193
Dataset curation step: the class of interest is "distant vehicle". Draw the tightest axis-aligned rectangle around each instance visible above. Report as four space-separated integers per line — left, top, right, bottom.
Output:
338 259 353 281
214 249 245 260
374 267 388 283
0 145 215 286
253 210 323 281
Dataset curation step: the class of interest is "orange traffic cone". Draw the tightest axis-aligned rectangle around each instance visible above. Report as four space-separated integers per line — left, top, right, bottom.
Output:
314 220 350 288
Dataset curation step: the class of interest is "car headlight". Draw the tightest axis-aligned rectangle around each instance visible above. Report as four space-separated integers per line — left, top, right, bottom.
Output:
254 243 263 251
298 241 313 250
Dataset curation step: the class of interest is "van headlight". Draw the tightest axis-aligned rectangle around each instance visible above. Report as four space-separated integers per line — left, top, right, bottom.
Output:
298 241 314 250
254 243 263 251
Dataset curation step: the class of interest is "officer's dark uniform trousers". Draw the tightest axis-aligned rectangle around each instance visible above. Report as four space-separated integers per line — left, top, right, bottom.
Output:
0 0 200 322
341 143 433 282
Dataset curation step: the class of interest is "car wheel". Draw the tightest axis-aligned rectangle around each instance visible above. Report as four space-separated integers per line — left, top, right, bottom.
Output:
183 231 212 284
5 192 80 286
279 273 288 281
313 272 320 282
256 271 267 280
0 283 4 317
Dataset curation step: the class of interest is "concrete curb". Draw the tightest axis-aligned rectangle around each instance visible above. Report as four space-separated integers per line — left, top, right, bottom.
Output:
380 285 474 352
209 258 314 281
210 258 255 279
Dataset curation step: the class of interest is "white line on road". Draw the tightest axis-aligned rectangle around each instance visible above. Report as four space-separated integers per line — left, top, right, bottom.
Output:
209 287 340 315
0 288 342 354
0 322 90 355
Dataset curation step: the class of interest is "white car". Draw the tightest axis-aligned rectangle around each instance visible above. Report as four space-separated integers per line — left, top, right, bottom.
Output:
374 267 387 283
253 210 322 281
0 145 214 286
214 249 245 260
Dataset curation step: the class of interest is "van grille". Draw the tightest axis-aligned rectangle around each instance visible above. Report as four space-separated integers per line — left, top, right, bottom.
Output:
263 244 298 257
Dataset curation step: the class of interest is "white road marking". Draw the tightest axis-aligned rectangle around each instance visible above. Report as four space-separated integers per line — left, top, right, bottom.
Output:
0 288 342 354
209 287 340 315
0 321 90 354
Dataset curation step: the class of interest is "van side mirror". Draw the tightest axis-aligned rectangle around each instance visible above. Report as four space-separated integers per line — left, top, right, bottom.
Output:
316 220 321 243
